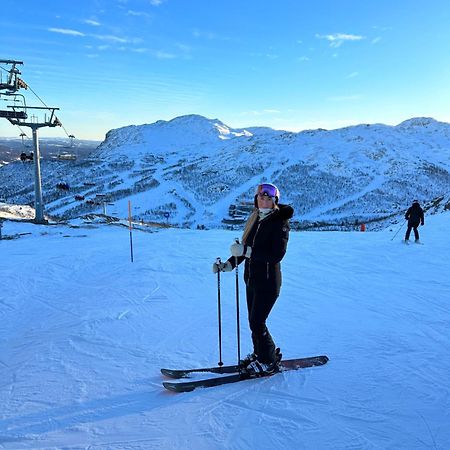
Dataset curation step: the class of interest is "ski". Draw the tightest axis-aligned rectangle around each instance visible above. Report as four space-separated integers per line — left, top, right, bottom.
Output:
403 240 424 245
162 355 329 392
161 348 282 379
161 364 240 379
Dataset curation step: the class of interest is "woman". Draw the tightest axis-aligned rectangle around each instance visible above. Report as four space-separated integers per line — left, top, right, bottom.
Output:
213 183 294 375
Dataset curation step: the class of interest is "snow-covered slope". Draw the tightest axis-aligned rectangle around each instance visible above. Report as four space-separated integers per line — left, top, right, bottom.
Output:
1 115 450 229
0 211 449 449
0 202 34 219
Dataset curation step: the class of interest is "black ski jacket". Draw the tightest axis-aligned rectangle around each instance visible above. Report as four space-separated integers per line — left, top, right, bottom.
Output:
229 204 294 293
405 203 424 226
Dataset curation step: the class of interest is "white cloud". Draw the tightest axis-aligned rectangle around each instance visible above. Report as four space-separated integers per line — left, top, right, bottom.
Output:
48 28 85 37
127 10 153 18
346 72 359 78
316 33 365 48
84 19 100 26
92 34 128 43
193 29 217 40
297 56 310 62
372 25 393 31
92 34 143 44
149 0 164 5
152 50 176 59
192 29 231 42
118 46 177 59
176 43 191 52
371 37 381 44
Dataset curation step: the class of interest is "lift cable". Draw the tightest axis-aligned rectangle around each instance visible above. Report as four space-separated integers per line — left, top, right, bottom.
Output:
25 84 72 138
1 63 74 141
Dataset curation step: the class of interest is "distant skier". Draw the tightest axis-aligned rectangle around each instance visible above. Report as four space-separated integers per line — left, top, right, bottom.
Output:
212 183 293 376
404 200 424 243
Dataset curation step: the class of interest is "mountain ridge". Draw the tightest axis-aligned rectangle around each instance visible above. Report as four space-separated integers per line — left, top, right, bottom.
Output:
1 115 450 229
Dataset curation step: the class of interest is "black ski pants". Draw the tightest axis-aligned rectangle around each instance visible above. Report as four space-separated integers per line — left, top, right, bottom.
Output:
245 284 278 364
405 221 420 241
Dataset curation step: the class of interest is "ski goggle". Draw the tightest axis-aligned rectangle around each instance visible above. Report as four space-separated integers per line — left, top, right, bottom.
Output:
255 183 280 199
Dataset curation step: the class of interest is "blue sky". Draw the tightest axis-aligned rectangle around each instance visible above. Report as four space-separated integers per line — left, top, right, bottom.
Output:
1 0 450 140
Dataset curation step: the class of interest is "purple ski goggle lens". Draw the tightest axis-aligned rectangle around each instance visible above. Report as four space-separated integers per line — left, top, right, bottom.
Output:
256 183 278 198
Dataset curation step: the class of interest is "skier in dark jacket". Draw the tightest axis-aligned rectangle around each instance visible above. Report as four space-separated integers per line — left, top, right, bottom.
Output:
213 183 293 376
404 200 424 243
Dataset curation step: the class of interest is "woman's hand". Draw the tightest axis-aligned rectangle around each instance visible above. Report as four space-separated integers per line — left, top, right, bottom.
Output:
230 243 252 258
212 260 233 273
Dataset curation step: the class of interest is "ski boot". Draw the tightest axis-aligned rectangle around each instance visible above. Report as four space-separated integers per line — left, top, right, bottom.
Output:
240 348 282 369
244 348 282 377
245 359 280 377
239 352 257 368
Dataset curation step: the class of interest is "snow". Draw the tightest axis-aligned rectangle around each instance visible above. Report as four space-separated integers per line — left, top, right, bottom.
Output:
1 211 449 449
0 203 34 220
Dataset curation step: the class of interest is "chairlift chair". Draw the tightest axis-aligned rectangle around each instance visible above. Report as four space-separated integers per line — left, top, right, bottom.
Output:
20 132 30 149
0 93 28 120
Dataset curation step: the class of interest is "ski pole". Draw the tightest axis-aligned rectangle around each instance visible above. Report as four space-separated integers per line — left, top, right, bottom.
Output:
390 220 406 241
216 257 223 367
128 200 134 262
234 238 241 369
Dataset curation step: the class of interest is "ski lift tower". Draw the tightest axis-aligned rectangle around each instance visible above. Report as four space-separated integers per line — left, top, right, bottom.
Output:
0 59 61 224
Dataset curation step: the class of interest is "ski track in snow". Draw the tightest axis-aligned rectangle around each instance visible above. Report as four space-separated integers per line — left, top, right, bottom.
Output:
0 215 449 449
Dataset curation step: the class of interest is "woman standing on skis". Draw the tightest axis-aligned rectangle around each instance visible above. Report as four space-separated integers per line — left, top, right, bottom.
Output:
213 183 293 376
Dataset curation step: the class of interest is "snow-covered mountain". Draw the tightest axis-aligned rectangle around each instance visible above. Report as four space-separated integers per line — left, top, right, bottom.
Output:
1 114 450 229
